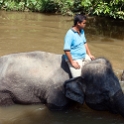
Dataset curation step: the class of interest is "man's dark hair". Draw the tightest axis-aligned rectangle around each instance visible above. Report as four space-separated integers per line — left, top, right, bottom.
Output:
74 14 87 26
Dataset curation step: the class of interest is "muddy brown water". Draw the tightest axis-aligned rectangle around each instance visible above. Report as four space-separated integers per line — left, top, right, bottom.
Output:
0 11 124 124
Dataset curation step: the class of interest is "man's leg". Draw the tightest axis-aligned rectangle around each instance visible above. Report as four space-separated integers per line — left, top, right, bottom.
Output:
67 59 82 78
83 54 91 65
67 55 91 78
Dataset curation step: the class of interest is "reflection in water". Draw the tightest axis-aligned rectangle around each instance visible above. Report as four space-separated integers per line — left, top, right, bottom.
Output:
86 17 124 40
0 10 124 124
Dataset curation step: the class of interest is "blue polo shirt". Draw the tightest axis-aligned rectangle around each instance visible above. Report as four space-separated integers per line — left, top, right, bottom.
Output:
64 28 86 60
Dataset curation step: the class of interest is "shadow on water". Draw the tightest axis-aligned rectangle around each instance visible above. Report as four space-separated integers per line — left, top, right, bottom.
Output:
0 10 124 124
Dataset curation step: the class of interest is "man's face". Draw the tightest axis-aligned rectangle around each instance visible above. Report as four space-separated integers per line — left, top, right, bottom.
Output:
78 20 86 29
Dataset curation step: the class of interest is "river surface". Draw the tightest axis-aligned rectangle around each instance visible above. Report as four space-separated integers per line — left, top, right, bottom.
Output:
0 10 124 124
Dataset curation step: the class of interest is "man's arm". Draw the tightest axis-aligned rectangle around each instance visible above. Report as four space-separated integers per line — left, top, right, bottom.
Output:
64 50 80 69
84 43 95 60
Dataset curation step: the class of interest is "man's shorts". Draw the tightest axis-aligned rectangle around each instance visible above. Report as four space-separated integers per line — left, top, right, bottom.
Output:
67 54 91 78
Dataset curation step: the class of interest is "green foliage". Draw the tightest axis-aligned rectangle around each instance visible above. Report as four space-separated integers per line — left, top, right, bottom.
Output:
81 0 124 19
0 0 124 20
57 0 74 15
25 0 42 12
73 0 83 12
1 0 24 10
40 0 58 12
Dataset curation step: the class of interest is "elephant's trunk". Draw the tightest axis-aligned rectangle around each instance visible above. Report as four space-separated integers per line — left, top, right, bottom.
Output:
113 90 124 117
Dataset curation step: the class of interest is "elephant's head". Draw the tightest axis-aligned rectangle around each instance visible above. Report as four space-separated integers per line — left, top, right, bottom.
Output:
64 57 124 117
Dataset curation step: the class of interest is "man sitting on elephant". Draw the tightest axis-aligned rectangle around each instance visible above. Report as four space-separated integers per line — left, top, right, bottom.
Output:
63 14 95 78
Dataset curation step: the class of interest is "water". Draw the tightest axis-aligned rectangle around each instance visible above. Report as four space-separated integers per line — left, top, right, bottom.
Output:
0 10 124 124
0 104 123 124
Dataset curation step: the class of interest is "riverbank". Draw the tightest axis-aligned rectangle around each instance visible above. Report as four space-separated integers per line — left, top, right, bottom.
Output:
0 0 124 20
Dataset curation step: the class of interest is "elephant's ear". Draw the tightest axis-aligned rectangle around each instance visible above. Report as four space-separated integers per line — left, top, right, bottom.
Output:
64 77 84 104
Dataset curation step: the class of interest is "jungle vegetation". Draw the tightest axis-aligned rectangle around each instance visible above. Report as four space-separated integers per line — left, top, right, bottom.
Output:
0 0 124 20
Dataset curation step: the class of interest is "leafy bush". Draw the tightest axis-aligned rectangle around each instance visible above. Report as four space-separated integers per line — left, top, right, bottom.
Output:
0 0 124 20
81 0 124 19
0 0 24 10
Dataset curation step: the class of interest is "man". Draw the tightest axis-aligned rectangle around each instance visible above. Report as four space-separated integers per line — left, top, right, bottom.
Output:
63 14 95 77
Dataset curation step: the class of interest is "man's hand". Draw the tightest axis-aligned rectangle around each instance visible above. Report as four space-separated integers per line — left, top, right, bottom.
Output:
71 60 80 69
89 54 95 60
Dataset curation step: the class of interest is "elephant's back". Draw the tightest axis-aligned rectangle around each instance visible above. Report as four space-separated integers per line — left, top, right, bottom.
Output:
0 51 69 86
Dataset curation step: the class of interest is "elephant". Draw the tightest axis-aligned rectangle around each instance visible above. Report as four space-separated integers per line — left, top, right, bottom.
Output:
0 51 124 117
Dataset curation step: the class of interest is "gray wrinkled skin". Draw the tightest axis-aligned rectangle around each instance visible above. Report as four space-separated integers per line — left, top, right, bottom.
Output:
0 51 71 109
0 51 124 117
64 57 124 117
